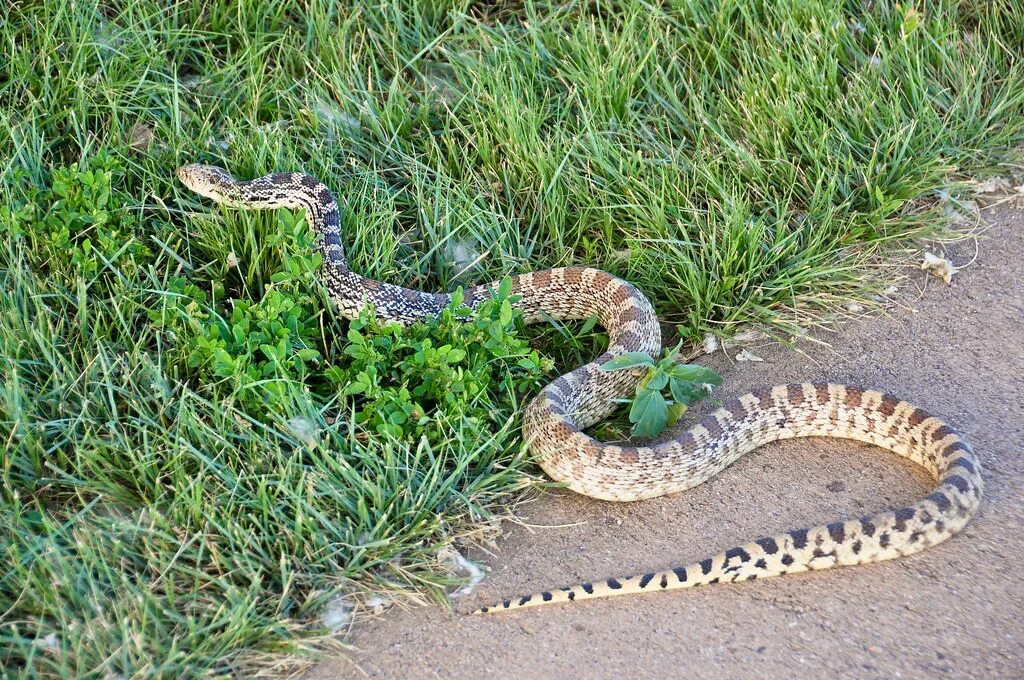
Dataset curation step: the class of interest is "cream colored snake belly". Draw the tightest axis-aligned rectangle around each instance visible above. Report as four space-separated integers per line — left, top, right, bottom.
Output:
178 165 983 614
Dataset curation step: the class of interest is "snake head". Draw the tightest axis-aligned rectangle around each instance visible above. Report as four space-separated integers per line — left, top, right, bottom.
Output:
177 164 240 203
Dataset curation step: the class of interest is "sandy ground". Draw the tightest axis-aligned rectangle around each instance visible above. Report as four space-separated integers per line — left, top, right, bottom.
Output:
306 206 1024 679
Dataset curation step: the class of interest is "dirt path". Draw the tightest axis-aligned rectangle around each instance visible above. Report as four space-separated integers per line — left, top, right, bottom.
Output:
306 206 1023 679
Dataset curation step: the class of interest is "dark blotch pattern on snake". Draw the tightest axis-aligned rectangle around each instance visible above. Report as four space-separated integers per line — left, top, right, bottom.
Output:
178 165 983 614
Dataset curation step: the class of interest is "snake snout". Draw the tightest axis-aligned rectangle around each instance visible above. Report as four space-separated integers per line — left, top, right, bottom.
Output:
177 164 235 199
176 163 206 188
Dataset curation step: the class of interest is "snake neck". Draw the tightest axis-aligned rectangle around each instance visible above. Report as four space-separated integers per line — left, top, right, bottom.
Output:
195 170 483 324
189 169 351 274
238 173 350 274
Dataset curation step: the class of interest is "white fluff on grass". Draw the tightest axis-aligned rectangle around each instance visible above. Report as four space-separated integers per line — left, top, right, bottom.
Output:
443 240 484 275
438 546 486 598
320 595 353 632
284 417 319 448
974 176 1012 194
365 595 391 615
308 95 361 139
33 633 60 651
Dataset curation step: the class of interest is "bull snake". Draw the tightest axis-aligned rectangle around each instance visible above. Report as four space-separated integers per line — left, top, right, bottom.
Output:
178 165 983 614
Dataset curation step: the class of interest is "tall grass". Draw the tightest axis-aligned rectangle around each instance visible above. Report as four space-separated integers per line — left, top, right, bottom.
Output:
1 1 1022 676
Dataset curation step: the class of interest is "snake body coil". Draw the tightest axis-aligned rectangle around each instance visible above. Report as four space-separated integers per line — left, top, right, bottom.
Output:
179 165 983 614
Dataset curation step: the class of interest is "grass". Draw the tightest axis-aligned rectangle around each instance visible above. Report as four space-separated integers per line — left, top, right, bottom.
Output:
1 0 1022 677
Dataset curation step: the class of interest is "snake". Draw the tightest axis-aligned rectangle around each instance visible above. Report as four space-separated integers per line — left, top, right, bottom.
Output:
178 165 983 614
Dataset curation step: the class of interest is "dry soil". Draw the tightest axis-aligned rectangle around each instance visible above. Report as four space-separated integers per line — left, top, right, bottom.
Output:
306 205 1023 680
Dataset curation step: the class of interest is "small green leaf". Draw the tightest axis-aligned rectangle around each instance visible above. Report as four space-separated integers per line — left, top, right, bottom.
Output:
497 276 513 299
671 377 711 405
901 6 921 37
663 340 685 362
629 387 669 438
666 402 688 428
343 380 367 396
295 348 320 362
601 352 655 371
668 364 722 386
645 370 669 391
499 299 513 326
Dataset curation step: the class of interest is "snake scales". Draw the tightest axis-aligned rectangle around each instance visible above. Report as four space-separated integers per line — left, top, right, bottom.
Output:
179 165 983 614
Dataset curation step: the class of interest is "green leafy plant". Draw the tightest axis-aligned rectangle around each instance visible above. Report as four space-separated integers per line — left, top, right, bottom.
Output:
170 221 551 438
168 219 326 414
0 153 153 284
602 343 722 438
328 278 552 440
